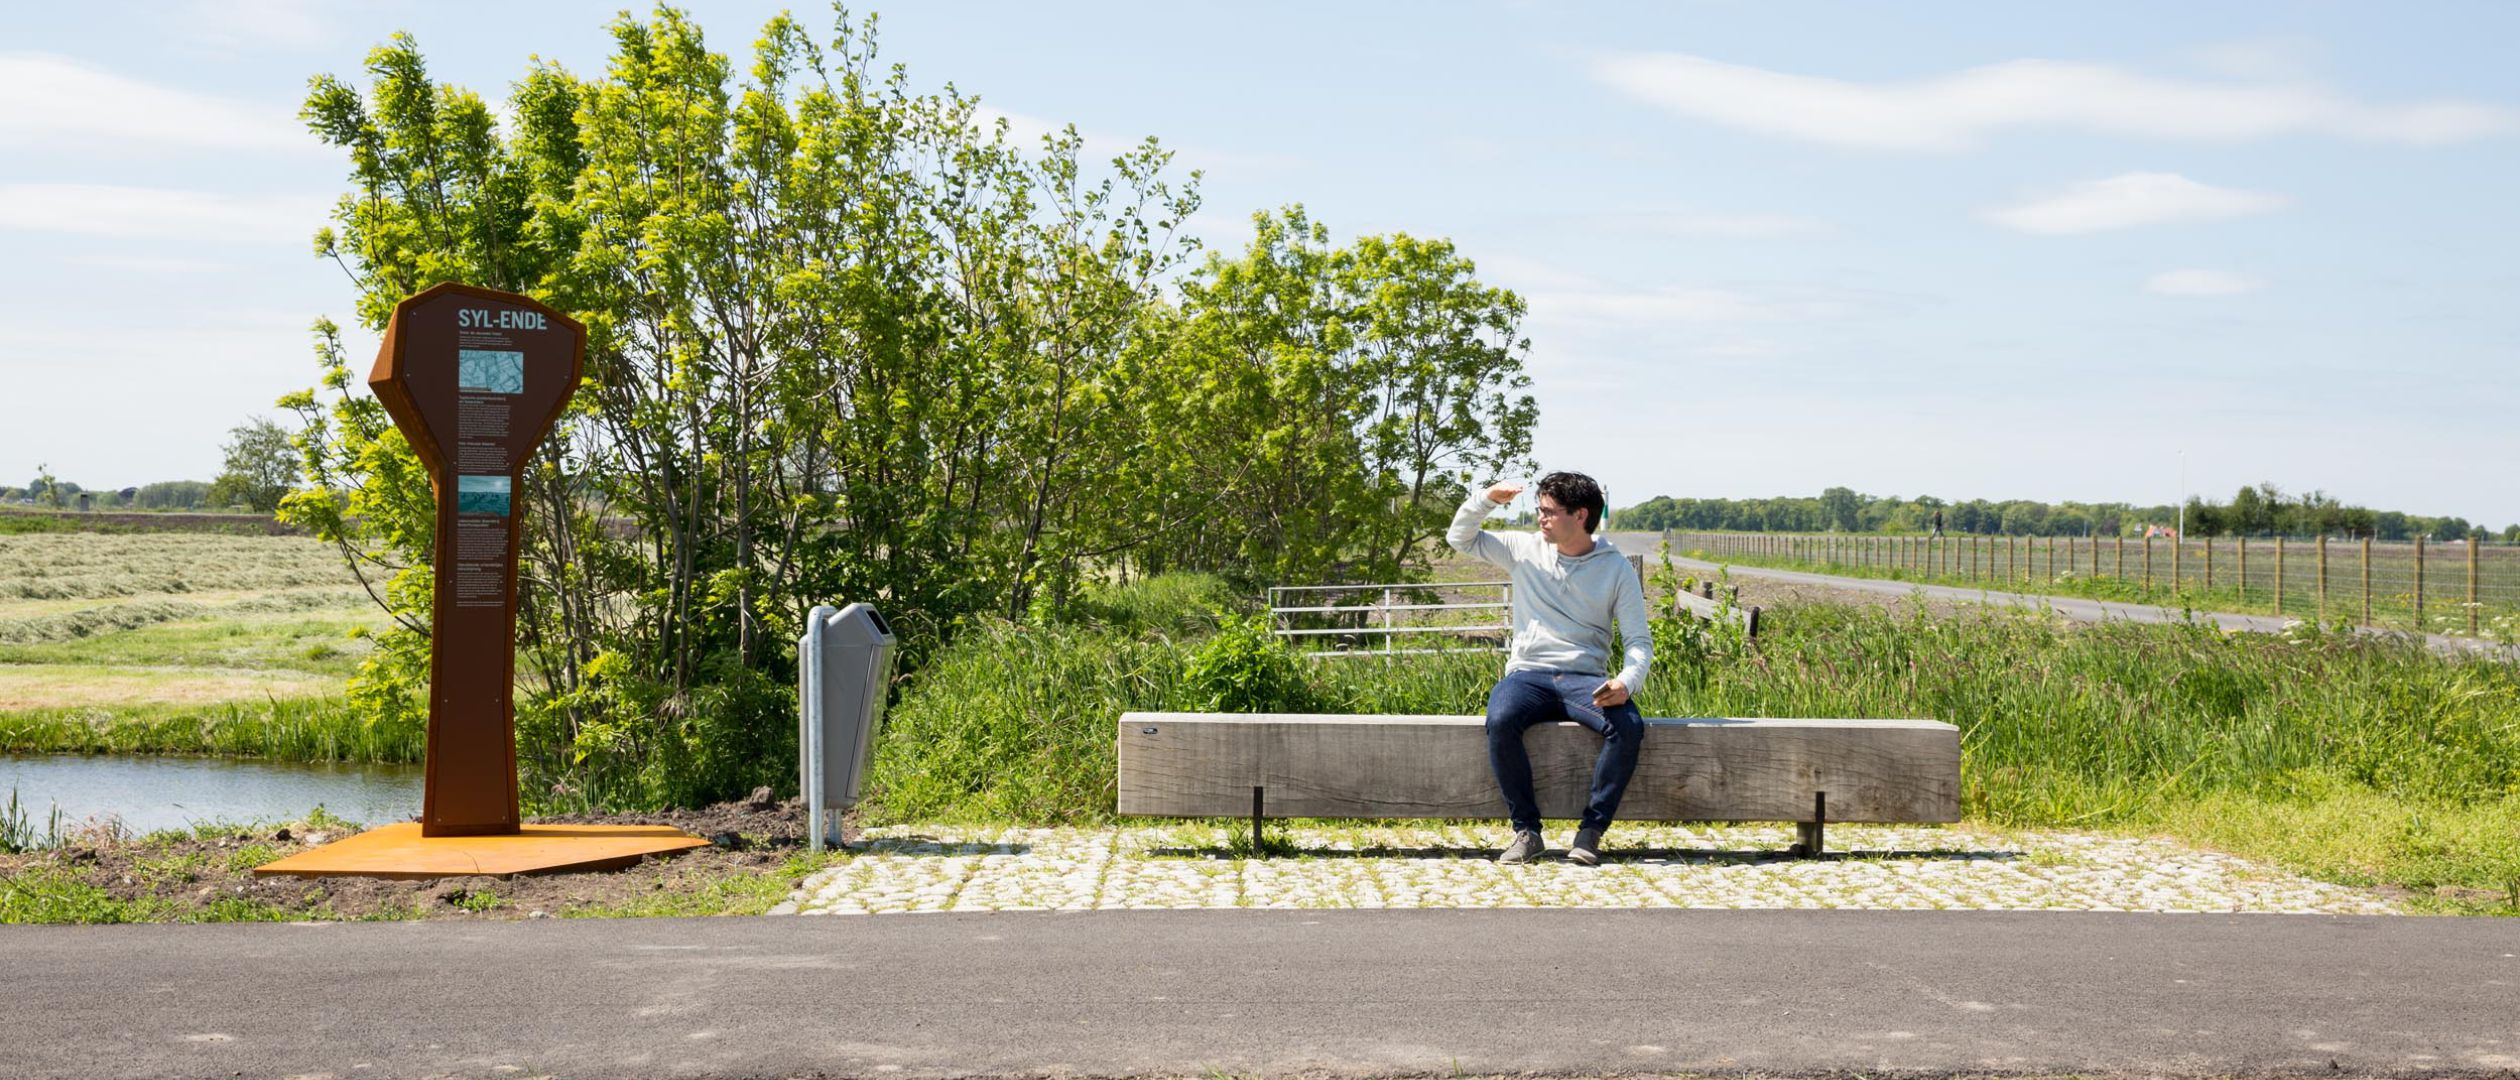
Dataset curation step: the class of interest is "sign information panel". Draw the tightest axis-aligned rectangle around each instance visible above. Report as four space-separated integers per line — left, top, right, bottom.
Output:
367 283 584 836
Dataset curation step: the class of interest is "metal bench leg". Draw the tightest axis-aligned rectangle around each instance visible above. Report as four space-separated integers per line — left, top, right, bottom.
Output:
1794 791 1826 857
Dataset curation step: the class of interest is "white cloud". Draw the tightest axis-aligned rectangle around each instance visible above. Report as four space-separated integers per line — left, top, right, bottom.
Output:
1980 173 2288 235
1623 210 1825 239
2185 37 2325 82
66 254 237 274
1590 52 2518 151
0 53 309 153
2144 269 2266 296
182 0 340 52
0 184 329 240
1531 285 1847 325
1463 253 1601 293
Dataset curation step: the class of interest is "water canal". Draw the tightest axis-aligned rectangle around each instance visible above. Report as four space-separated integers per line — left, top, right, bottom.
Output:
2 753 422 840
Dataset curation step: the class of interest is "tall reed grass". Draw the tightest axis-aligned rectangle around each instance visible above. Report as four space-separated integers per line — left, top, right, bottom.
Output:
0 697 421 764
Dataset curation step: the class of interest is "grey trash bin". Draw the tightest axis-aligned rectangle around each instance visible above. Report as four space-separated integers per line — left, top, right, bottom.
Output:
797 602 897 851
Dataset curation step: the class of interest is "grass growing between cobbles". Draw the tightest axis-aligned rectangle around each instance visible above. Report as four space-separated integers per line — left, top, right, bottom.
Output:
865 576 2520 915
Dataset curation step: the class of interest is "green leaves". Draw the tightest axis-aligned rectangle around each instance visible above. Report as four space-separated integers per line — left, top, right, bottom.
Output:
289 4 1541 810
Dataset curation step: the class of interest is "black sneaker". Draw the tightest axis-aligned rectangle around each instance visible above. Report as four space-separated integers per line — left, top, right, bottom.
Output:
1567 827 1605 865
1497 830 1545 864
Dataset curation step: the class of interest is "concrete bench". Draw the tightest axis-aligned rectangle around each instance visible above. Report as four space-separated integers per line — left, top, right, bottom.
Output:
1116 712 1960 856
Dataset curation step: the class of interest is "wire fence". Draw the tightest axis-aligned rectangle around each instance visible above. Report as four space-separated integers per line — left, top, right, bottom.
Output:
1661 531 2520 641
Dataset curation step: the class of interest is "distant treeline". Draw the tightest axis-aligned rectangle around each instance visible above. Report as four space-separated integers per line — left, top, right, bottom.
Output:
1619 484 2518 542
3 479 214 510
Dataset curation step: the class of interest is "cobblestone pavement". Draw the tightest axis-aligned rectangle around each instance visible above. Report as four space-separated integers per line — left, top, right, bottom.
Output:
773 823 2400 916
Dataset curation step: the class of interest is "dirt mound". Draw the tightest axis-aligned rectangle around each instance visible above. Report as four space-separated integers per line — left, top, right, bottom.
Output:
538 786 809 850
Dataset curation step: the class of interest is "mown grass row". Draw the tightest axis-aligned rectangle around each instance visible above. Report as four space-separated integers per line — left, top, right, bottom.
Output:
865 574 2520 912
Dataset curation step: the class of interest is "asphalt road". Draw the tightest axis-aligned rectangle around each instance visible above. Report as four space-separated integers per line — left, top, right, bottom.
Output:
7 909 2518 1078
1606 531 2520 662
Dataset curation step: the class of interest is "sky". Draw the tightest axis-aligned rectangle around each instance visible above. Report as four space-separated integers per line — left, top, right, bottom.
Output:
5 1 2517 526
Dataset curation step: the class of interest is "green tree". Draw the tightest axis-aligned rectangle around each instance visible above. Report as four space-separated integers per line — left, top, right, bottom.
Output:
1818 487 1860 533
282 7 1536 810
30 465 64 510
1346 232 1537 573
208 417 299 512
133 480 211 510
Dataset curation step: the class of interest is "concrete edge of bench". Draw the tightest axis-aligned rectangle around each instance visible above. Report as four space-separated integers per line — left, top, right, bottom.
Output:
1120 712 1955 731
1115 712 1962 826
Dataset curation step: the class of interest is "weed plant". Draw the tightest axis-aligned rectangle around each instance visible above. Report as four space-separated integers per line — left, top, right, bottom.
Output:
2 788 66 853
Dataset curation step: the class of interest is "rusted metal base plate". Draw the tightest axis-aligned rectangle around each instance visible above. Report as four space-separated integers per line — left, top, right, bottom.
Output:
252 822 709 880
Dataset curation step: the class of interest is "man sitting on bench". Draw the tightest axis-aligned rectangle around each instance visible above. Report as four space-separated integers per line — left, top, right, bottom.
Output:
1448 472 1652 865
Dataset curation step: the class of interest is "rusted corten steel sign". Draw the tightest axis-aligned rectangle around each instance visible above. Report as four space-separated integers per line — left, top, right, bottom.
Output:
367 282 584 837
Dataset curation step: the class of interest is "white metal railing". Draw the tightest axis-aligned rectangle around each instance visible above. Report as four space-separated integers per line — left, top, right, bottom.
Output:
1266 580 1512 658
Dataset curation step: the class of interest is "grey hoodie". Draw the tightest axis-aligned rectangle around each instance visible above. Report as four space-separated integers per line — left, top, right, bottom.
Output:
1446 491 1652 692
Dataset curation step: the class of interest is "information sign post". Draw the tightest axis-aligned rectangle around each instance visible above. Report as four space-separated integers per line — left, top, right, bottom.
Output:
256 282 707 878
366 283 583 837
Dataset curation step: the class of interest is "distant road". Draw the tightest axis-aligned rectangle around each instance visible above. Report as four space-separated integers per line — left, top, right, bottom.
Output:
1605 531 2519 662
7 909 2518 1078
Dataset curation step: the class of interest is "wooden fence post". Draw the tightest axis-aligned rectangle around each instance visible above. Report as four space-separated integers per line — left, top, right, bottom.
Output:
2415 535 2426 631
2115 535 2125 582
2470 535 2481 636
2317 534 2329 623
2362 535 2372 626
2237 537 2248 603
2275 536 2285 618
2144 536 2154 590
2172 534 2182 593
2204 535 2213 591
2047 535 2058 583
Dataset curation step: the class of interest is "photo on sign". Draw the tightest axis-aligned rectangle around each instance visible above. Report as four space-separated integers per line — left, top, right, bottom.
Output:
458 349 525 394
456 474 511 516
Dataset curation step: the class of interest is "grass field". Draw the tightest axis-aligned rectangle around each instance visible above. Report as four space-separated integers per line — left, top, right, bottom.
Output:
5 530 2514 918
1659 530 2520 642
0 532 393 760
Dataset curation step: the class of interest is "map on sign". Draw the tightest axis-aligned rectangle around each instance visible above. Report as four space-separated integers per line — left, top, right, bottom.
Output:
458 349 526 394
456 474 512 515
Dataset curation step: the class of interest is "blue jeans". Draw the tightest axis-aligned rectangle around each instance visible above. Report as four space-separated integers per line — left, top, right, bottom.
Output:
1485 668 1645 835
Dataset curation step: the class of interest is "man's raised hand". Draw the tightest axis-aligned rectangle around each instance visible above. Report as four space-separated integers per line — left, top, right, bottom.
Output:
1485 480 1524 504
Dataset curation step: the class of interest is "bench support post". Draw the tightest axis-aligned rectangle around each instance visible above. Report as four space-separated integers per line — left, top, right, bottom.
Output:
1251 786 1265 852
1794 791 1826 858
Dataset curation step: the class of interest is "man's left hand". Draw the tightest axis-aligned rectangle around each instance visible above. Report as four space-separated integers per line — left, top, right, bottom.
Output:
1591 678 1630 708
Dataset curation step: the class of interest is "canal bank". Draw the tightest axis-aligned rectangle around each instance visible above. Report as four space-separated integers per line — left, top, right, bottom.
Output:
2 753 422 840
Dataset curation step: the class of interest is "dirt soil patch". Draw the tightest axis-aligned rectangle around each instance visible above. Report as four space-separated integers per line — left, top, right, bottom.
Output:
0 786 839 923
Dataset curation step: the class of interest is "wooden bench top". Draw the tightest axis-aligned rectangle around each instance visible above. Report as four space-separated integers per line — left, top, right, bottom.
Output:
1116 712 1959 824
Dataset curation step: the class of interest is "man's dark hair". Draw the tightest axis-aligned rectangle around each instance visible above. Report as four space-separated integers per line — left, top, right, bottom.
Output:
1536 471 1605 534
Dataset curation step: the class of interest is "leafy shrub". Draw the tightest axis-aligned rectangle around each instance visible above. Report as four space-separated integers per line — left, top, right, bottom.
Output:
1185 613 1313 712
